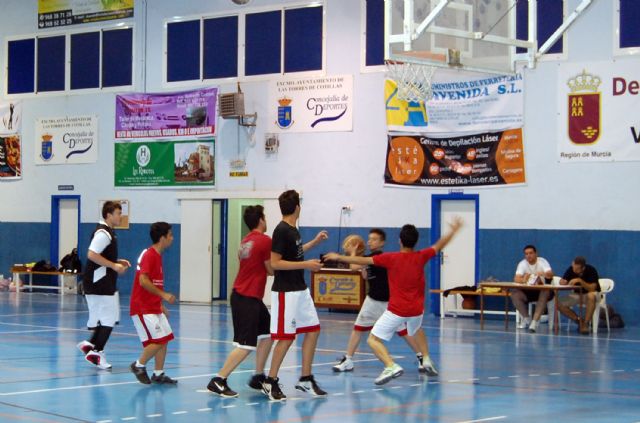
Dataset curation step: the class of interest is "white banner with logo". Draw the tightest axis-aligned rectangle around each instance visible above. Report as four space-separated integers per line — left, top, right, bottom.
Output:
385 71 524 133
558 60 640 162
35 116 98 165
268 75 353 133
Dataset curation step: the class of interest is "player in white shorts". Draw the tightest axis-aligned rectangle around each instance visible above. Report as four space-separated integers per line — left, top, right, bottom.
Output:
129 222 178 385
262 190 329 401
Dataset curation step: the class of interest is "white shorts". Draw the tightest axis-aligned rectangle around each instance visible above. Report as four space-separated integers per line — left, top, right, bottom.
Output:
371 310 423 341
270 289 320 340
354 296 408 336
85 294 119 328
132 313 175 346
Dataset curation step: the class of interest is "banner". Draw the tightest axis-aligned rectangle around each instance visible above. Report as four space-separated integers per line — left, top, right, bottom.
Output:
116 88 218 139
0 135 21 179
269 75 353 133
385 72 524 133
35 116 98 165
38 0 134 29
384 129 526 188
115 139 215 187
0 101 21 180
558 61 640 162
1 102 21 136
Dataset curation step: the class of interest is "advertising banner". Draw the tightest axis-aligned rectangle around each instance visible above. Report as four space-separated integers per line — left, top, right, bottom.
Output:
558 61 640 162
0 135 21 179
115 139 215 187
38 0 134 29
35 116 98 165
386 72 523 133
269 75 353 133
116 88 218 139
0 101 21 180
384 129 526 188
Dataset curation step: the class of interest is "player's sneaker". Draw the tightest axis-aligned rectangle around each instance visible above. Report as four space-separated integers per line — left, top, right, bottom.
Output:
295 375 327 396
130 362 151 384
208 377 238 398
517 317 531 329
151 373 178 384
85 351 112 370
76 340 94 355
262 376 286 401
332 356 354 372
421 360 439 377
529 319 539 333
374 363 403 385
248 373 266 390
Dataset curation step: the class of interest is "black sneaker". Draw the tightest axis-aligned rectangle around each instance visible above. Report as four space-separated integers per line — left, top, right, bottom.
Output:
248 373 266 390
151 373 178 384
130 362 151 385
262 376 286 401
295 375 327 397
207 377 238 398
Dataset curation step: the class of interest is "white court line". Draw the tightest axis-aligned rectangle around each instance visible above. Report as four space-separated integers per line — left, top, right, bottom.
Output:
197 408 212 412
456 416 507 423
146 414 162 418
488 376 501 380
172 410 188 414
97 420 112 423
0 358 383 396
121 418 136 421
246 402 259 406
0 329 60 335
352 390 365 394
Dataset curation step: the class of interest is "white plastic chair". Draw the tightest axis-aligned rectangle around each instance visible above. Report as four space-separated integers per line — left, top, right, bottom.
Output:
515 276 559 330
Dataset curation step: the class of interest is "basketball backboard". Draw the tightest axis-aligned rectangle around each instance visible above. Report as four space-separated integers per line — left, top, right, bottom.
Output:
384 0 532 75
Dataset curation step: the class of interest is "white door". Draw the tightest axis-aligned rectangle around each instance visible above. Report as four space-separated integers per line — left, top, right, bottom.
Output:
211 201 222 299
440 200 476 314
262 199 280 306
58 199 78 264
180 200 212 303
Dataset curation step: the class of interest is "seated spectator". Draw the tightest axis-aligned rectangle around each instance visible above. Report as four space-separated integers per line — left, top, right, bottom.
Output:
557 256 600 335
512 245 554 333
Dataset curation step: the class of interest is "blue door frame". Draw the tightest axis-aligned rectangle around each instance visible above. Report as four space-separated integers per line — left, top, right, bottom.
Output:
50 195 81 267
429 193 479 316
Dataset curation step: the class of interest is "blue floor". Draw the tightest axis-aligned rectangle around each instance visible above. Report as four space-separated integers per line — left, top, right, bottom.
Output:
0 292 638 423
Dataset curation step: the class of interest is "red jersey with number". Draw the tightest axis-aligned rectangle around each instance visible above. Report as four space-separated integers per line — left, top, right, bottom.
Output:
372 247 436 317
130 247 164 315
233 231 272 299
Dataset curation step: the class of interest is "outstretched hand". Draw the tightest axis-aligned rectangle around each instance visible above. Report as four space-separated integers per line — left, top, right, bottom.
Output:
315 230 329 243
323 252 339 262
448 216 464 232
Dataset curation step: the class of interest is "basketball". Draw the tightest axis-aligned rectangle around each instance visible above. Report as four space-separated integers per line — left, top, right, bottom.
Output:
342 234 365 256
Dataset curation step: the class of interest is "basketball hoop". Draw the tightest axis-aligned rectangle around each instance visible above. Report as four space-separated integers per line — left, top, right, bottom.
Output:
385 60 436 103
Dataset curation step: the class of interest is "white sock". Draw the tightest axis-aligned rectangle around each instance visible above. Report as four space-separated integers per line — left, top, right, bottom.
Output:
135 360 145 368
345 354 352 360
153 370 164 376
422 355 433 366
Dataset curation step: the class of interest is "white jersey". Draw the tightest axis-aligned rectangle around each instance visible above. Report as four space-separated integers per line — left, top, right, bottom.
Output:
515 257 552 285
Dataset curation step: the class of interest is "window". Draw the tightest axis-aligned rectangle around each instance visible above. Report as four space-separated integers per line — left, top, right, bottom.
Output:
618 0 640 51
5 27 134 96
165 3 324 84
364 0 385 67
516 0 564 55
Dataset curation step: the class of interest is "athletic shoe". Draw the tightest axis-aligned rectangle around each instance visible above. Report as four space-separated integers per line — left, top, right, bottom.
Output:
295 375 327 396
151 373 178 384
262 377 286 401
130 362 151 384
421 360 439 377
332 356 354 372
248 373 266 390
76 340 94 355
374 363 403 385
207 377 238 398
529 319 539 333
417 353 426 373
517 317 531 329
85 351 112 370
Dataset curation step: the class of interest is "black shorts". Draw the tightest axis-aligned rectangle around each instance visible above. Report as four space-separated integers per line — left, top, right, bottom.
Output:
230 290 270 350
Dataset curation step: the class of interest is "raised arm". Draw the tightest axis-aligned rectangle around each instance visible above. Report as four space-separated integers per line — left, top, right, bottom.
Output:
302 230 329 252
431 216 464 253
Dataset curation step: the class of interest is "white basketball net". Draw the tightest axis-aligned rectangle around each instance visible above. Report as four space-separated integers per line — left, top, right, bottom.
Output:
385 60 436 103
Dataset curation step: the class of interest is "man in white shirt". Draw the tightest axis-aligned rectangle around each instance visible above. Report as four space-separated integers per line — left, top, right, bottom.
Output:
512 245 554 333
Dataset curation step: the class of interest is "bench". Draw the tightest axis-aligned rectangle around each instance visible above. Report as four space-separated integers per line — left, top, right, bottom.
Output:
430 288 515 319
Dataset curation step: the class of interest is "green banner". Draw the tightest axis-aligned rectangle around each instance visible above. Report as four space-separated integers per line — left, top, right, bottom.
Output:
115 139 214 187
